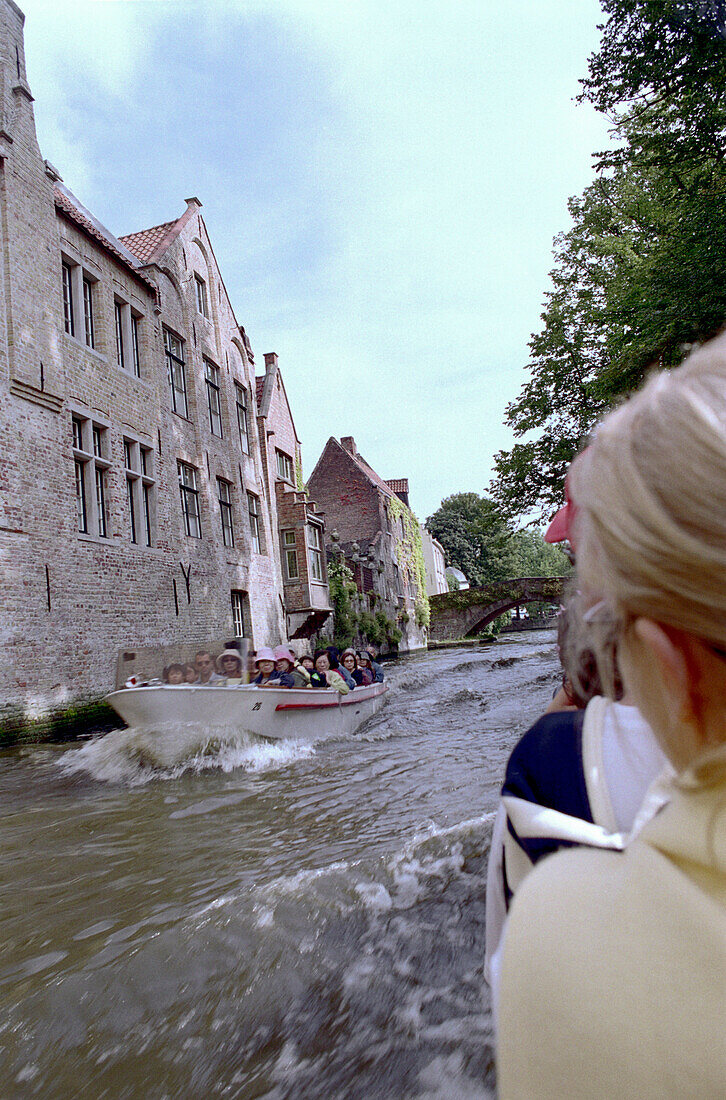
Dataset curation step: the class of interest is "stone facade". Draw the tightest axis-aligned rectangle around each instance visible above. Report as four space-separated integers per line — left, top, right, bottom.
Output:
306 436 428 652
255 352 331 641
0 0 325 722
420 526 448 595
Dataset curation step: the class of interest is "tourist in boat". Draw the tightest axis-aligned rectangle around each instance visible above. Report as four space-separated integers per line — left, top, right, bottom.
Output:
365 646 385 682
251 646 280 687
341 648 372 687
497 341 726 1097
310 650 349 693
183 663 197 685
271 646 296 688
216 649 244 685
295 654 314 685
356 652 375 685
326 646 355 690
164 663 185 685
194 650 223 685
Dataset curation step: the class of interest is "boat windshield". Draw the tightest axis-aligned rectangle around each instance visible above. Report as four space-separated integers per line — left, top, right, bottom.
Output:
115 638 252 689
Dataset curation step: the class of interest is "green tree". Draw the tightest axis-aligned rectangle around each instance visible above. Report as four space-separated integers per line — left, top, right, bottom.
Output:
426 494 519 586
492 0 726 522
510 529 571 578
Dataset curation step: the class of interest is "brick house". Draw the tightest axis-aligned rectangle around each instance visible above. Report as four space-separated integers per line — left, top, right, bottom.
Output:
255 352 331 641
306 436 428 651
0 0 313 722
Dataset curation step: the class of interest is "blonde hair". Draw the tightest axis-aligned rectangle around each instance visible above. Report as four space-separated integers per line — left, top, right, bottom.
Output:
572 336 726 657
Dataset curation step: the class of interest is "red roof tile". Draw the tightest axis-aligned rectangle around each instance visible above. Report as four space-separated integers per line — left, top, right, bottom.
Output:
255 377 265 407
119 219 178 264
53 187 155 290
386 478 409 494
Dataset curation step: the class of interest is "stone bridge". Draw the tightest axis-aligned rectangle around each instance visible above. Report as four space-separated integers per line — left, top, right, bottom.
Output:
428 576 567 641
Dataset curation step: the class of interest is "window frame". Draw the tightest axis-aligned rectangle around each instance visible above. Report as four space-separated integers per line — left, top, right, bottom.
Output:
281 529 299 581
247 491 261 553
231 589 249 638
178 460 202 538
125 437 156 547
62 261 75 337
217 476 235 548
275 449 294 483
235 382 250 453
72 413 110 540
195 273 209 318
205 358 224 437
307 523 324 582
82 276 95 348
164 327 188 418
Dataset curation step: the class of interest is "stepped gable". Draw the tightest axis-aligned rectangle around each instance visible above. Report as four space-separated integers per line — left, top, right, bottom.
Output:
53 184 155 289
119 219 178 264
255 376 265 407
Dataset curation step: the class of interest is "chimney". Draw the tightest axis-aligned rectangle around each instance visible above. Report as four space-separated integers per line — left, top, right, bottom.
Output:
264 352 278 373
341 436 357 456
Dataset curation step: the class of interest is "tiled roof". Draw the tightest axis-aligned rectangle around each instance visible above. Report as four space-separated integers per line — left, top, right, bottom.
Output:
53 186 156 290
119 219 178 264
386 478 409 494
255 377 265 408
339 441 396 499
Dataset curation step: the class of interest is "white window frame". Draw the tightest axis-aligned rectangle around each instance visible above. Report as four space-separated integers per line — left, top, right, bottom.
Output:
114 297 142 377
231 590 249 638
124 437 156 546
217 477 235 548
307 523 324 582
82 276 95 348
72 413 111 539
178 460 202 538
281 529 299 580
276 449 294 483
235 382 250 453
247 491 261 553
165 327 188 418
205 358 224 437
195 273 209 318
62 257 98 349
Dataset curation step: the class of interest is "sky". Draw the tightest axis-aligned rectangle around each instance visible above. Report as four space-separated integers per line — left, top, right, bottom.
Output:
21 0 610 522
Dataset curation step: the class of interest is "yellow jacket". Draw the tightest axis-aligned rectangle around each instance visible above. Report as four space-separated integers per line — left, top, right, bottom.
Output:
497 745 726 1098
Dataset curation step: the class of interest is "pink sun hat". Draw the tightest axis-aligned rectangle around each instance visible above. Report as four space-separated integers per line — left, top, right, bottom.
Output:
254 646 276 664
273 645 295 664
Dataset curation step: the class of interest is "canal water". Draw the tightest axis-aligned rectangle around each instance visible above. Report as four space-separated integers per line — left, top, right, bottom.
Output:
1 631 559 1099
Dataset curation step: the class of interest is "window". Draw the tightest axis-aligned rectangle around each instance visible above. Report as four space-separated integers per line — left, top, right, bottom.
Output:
217 477 235 548
231 590 250 638
178 461 202 538
276 449 294 483
282 529 299 580
114 301 125 370
165 328 188 418
125 438 156 546
195 274 209 318
235 383 249 453
72 414 110 538
307 524 324 581
205 359 223 437
82 277 95 347
62 262 74 336
247 491 261 552
114 298 142 378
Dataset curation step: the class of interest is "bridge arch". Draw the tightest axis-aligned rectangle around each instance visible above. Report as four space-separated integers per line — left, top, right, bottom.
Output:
428 576 567 641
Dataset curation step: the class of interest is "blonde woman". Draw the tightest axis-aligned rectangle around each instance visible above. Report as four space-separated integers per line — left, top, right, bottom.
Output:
497 338 726 1098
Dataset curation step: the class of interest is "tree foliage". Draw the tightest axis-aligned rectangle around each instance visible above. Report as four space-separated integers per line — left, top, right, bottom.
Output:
425 493 569 587
492 0 726 522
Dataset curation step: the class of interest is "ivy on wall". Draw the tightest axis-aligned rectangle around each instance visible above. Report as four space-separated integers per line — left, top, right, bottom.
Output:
295 452 305 493
327 553 359 648
387 495 430 629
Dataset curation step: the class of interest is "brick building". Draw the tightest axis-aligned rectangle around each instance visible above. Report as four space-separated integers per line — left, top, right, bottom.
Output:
0 0 328 724
255 351 331 640
420 526 448 595
306 436 428 651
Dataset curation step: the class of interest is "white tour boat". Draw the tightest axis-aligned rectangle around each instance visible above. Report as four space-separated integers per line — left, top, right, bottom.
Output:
105 680 388 743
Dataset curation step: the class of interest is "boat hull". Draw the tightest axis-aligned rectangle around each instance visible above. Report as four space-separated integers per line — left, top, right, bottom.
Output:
105 682 388 742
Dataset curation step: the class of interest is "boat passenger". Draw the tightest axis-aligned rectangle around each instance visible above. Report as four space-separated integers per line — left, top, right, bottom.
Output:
216 649 244 685
194 650 223 685
251 646 280 687
310 650 349 694
295 655 314 685
355 652 375 686
271 645 297 688
365 646 385 682
164 663 186 685
497 340 726 1098
326 646 356 690
183 663 198 684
